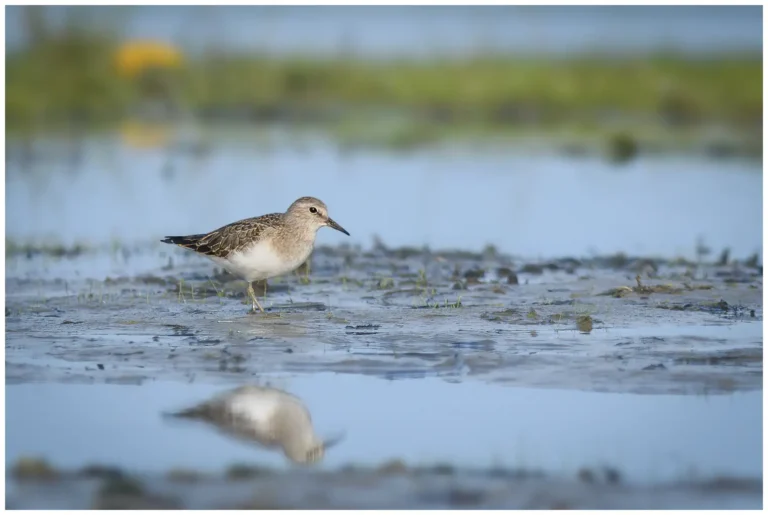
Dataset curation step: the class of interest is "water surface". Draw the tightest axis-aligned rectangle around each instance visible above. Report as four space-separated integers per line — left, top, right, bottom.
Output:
6 374 761 484
6 136 762 260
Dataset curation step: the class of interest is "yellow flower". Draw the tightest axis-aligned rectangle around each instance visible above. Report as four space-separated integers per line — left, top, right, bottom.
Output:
115 40 183 78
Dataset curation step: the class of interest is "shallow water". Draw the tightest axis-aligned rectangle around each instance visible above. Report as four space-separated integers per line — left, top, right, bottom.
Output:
6 375 762 483
5 136 763 509
6 135 763 260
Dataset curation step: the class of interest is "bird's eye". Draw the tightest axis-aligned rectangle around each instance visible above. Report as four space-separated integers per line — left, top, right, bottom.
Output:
309 207 317 214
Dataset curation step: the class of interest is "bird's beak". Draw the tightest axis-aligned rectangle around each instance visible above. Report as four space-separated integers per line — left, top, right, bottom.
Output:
322 432 346 451
326 217 350 236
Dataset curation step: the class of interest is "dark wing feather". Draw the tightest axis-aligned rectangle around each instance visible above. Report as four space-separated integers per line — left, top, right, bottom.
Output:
161 214 282 258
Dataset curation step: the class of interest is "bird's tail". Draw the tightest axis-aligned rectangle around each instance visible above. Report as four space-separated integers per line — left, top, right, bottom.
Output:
161 234 206 250
163 405 207 419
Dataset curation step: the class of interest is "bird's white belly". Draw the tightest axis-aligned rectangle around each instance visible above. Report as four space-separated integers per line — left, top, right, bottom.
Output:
211 240 311 282
228 393 281 428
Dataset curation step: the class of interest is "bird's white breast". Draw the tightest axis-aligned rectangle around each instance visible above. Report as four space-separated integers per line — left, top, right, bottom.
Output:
211 239 312 283
225 389 312 440
227 391 282 427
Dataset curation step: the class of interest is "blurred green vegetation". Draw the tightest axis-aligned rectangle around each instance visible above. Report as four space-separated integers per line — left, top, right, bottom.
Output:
6 23 762 146
176 53 762 125
7 29 130 131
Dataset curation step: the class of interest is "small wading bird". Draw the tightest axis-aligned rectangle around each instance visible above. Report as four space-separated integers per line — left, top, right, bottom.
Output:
162 197 349 313
168 385 342 464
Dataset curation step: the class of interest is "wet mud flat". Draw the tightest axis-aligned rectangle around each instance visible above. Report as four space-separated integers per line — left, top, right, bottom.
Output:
7 458 762 509
6 244 763 393
5 243 763 509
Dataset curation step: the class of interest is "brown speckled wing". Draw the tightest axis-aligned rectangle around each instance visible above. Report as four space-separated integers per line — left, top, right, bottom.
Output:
162 214 283 258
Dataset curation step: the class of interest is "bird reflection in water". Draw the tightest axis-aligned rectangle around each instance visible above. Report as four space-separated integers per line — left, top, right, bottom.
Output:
168 385 342 464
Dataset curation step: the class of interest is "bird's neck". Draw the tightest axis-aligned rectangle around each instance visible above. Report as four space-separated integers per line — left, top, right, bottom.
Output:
273 219 317 259
284 218 319 243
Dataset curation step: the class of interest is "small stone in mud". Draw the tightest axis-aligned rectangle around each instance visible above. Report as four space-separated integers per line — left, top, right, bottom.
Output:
97 364 104 370
576 315 593 334
284 348 293 353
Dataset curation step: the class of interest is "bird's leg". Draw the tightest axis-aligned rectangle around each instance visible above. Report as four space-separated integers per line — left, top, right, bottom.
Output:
247 282 265 313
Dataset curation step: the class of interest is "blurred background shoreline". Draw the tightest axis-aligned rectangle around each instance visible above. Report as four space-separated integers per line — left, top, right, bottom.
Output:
6 6 763 158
